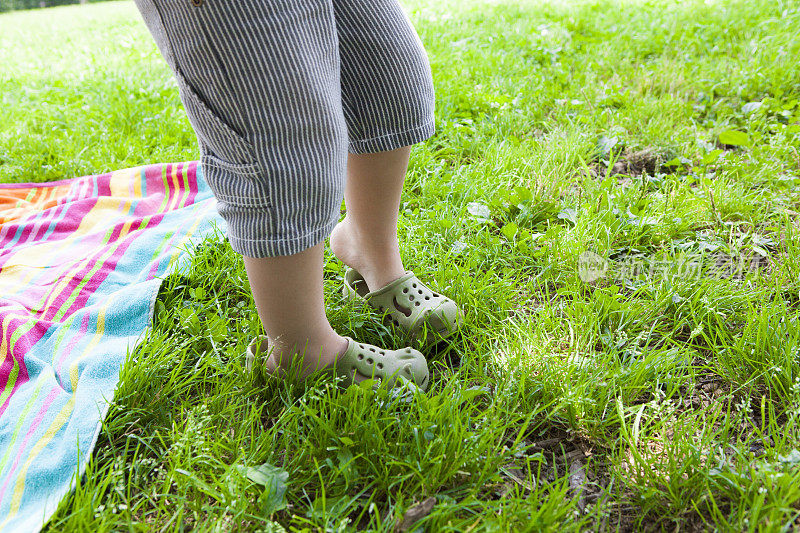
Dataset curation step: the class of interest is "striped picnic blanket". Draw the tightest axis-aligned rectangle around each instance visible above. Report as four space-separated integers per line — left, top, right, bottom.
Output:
0 162 222 532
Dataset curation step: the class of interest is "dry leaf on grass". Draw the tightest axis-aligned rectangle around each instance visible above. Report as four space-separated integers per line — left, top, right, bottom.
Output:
394 497 436 533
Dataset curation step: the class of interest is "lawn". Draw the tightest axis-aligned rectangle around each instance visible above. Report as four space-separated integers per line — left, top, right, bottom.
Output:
2 0 800 530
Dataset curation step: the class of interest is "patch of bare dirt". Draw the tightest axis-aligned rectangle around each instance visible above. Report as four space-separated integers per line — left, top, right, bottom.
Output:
586 148 670 180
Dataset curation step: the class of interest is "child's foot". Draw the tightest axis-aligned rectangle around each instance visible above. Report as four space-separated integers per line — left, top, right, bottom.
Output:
247 334 430 389
331 218 463 342
343 268 464 342
330 218 405 292
256 332 349 378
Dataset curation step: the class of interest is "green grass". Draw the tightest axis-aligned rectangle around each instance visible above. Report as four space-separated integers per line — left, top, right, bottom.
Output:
2 0 800 530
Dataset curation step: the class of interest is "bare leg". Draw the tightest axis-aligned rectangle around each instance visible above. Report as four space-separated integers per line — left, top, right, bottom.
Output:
247 145 414 371
243 242 348 375
329 146 411 291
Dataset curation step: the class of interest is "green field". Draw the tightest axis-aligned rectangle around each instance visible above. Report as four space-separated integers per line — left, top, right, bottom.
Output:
2 0 800 530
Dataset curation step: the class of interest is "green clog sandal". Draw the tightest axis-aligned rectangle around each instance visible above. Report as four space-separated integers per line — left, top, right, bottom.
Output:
343 269 464 341
246 335 430 391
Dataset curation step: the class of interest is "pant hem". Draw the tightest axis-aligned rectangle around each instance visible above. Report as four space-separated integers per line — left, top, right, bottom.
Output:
228 218 338 257
348 118 435 155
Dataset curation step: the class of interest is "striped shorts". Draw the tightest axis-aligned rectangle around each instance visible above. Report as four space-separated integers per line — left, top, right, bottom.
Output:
133 0 435 257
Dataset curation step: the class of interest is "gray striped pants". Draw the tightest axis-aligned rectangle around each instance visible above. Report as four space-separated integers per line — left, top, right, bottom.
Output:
133 0 435 257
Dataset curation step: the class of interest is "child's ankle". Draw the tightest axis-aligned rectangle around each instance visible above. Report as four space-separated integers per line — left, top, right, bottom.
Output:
330 219 405 291
266 332 348 376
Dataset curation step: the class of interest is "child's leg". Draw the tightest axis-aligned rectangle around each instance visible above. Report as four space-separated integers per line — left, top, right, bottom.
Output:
328 0 463 340
133 0 351 370
329 146 411 292
243 243 347 375
328 0 436 291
